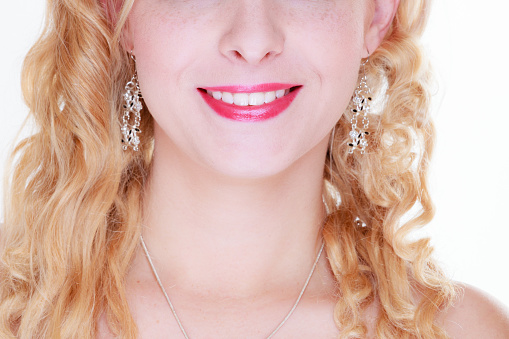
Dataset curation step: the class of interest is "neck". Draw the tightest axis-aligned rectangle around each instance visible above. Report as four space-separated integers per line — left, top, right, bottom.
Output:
137 128 330 300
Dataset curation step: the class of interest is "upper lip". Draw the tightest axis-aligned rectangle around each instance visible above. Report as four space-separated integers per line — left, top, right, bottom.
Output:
199 83 301 93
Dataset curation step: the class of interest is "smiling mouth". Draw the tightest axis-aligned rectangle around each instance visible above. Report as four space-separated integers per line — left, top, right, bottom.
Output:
198 86 301 107
198 85 302 122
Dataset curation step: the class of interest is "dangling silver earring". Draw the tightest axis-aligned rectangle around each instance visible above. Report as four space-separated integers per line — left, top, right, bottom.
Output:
348 59 371 154
121 53 143 151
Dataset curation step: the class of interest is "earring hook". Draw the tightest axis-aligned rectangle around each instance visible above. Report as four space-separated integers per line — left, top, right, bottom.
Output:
130 50 137 62
361 47 371 67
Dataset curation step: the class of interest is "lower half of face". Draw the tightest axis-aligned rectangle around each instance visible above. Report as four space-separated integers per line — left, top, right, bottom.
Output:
129 0 366 179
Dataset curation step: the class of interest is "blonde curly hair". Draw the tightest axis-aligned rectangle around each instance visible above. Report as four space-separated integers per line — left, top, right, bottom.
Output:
0 0 457 338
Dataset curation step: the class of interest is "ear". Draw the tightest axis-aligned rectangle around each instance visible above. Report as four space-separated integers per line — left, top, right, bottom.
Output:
363 0 400 58
100 0 134 52
121 21 135 53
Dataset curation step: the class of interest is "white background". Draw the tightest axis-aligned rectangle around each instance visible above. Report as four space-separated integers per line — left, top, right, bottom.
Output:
1 1 508 306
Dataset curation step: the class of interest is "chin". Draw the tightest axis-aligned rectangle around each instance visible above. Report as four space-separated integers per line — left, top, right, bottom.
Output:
202 152 297 181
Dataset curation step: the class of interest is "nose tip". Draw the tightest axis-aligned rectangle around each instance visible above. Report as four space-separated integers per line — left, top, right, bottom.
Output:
219 2 284 65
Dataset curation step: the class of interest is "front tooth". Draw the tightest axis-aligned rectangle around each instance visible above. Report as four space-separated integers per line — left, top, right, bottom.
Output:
265 91 276 103
275 89 285 99
233 93 249 106
222 92 234 104
212 91 222 100
249 92 265 106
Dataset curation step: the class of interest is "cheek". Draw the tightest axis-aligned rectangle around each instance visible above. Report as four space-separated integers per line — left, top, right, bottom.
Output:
127 3 217 124
290 4 364 106
286 5 364 150
129 0 222 60
130 8 196 80
284 2 364 77
308 7 363 74
286 1 364 46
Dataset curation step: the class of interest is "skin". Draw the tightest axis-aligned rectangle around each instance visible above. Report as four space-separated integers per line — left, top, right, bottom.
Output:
96 0 509 337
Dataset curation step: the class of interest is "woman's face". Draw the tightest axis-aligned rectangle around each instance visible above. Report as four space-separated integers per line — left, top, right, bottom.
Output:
126 0 374 178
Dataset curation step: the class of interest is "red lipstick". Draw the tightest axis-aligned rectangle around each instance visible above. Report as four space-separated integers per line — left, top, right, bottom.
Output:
198 83 301 122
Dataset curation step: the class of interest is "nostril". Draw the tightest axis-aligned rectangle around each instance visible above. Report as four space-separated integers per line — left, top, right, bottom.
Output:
232 49 274 63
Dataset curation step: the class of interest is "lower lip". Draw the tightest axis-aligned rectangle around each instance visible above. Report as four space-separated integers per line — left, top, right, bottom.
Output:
198 87 301 122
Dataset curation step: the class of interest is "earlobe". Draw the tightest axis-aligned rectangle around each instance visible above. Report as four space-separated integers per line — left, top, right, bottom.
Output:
122 22 135 53
363 0 400 57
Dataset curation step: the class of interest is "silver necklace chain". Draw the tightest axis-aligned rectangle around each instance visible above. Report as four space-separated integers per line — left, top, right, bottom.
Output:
140 235 325 339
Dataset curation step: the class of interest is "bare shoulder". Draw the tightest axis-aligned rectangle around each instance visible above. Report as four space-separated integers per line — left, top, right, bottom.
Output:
438 283 509 339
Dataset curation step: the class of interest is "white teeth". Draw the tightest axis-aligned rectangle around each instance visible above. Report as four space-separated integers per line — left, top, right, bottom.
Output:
249 92 265 106
264 91 276 103
205 88 294 106
233 93 249 106
221 92 234 104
